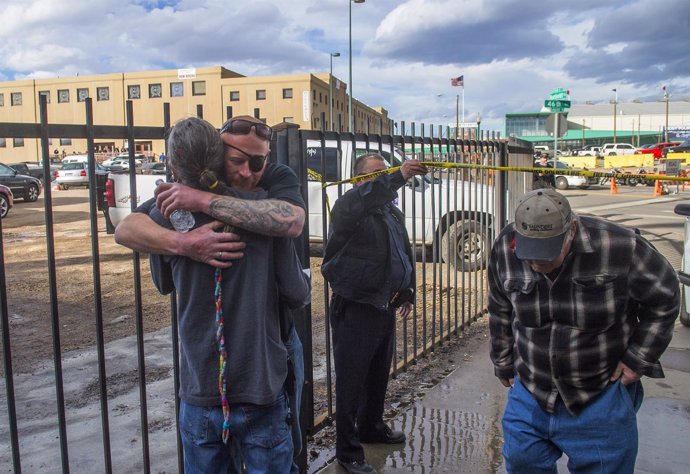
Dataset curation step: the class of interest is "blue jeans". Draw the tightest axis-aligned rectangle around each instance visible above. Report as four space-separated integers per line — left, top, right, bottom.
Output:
502 378 643 474
179 393 293 474
285 327 305 473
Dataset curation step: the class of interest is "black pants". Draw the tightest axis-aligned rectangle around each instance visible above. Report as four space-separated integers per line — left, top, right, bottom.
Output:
330 295 395 462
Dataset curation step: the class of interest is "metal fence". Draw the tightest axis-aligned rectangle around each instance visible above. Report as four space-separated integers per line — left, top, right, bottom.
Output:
0 99 532 473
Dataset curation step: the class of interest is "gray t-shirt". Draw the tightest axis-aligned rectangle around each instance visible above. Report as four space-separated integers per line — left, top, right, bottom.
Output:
148 191 288 407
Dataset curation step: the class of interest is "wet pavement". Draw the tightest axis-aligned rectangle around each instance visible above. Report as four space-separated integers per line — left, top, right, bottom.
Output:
316 319 690 474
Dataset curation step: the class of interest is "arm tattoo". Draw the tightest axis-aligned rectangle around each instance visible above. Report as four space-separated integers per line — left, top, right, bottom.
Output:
208 195 299 236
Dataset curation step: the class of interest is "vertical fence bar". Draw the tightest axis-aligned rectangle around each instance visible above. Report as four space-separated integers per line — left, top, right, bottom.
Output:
0 198 21 473
37 93 72 473
84 98 114 473
125 100 151 474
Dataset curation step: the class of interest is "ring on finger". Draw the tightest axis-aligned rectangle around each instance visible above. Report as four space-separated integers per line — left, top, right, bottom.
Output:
218 251 223 259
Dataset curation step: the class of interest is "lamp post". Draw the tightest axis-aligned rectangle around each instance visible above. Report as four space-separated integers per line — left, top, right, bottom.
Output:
612 88 618 144
349 0 365 133
664 86 669 142
329 52 340 131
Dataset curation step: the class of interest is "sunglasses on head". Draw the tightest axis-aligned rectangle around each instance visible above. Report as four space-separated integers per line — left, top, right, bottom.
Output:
220 118 272 141
224 143 268 172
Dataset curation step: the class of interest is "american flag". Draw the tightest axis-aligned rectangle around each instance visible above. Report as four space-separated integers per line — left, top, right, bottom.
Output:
451 75 464 87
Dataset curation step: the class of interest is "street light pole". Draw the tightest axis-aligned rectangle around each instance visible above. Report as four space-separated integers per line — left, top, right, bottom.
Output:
349 0 365 133
329 52 340 131
612 88 618 144
665 87 669 142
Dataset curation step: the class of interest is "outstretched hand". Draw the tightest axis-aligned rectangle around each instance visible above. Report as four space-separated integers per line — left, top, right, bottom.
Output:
400 160 429 181
155 182 209 218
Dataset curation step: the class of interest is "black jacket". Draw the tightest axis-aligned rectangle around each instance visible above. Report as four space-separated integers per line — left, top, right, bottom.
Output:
321 171 415 310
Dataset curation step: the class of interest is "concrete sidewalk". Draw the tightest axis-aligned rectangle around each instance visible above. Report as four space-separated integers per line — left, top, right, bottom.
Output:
317 319 690 473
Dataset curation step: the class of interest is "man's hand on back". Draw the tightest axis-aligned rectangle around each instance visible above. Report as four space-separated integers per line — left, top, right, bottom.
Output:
179 220 246 268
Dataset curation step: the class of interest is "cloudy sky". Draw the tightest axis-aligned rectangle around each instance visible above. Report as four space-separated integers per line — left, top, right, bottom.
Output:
1 0 688 133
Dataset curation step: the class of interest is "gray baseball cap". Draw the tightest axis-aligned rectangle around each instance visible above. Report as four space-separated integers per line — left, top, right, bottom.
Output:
514 189 573 261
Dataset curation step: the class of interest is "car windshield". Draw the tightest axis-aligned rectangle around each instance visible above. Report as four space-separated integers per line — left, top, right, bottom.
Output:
61 163 84 170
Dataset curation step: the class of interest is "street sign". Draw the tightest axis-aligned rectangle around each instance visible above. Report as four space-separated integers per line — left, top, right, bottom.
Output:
666 159 682 177
545 114 568 137
544 99 571 112
549 88 569 100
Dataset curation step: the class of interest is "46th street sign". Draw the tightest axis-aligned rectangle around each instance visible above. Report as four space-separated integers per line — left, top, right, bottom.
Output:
544 99 571 113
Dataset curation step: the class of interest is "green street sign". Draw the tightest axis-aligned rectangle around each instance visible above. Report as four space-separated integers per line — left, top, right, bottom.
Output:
549 91 568 100
544 99 571 112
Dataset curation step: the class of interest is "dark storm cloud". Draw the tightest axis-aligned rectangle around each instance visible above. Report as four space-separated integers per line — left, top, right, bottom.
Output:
563 0 690 84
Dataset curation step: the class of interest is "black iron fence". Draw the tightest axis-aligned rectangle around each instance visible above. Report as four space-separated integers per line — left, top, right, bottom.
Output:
0 98 532 473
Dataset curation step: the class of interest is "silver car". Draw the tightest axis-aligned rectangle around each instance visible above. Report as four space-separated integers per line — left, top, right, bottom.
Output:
56 163 108 190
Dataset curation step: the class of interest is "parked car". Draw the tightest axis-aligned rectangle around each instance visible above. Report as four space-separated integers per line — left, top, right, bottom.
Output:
140 162 166 175
601 143 637 156
577 145 602 158
102 154 145 171
55 162 108 190
0 162 42 202
539 159 591 190
0 184 13 218
634 142 680 159
664 139 690 158
9 162 46 181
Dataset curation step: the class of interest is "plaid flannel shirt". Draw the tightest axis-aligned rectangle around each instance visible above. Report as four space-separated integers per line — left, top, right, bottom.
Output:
488 214 679 415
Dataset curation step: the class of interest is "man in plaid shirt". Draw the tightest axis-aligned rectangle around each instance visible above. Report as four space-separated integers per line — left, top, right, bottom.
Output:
488 188 679 473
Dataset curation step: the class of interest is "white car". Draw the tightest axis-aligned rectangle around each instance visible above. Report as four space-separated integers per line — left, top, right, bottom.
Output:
601 143 637 156
578 145 602 158
102 154 145 170
540 160 591 190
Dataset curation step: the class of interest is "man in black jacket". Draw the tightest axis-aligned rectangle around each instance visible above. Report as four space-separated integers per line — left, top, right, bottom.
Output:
321 153 428 474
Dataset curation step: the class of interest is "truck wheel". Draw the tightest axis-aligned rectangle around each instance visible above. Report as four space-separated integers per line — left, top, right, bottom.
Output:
0 195 9 218
25 183 39 202
681 287 690 327
440 220 489 272
555 176 569 190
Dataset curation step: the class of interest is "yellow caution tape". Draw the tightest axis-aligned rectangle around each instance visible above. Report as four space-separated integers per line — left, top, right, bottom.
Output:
307 162 690 188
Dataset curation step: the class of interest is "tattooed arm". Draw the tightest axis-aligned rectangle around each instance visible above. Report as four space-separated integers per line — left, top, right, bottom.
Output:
155 182 305 238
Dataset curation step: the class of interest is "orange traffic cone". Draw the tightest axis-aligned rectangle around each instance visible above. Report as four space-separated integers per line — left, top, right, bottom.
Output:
610 176 618 195
653 180 662 197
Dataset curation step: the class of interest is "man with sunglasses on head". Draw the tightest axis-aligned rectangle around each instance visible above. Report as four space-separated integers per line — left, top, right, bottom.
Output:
487 188 679 474
115 115 307 473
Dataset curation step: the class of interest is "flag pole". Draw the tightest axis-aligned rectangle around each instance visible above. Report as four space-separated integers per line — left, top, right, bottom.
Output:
462 85 465 123
455 94 460 140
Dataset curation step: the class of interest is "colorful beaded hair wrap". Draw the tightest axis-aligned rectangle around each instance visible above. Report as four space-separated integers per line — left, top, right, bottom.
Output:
214 241 231 443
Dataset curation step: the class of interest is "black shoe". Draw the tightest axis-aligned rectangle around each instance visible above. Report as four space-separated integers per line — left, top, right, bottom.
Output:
359 425 406 444
337 459 377 474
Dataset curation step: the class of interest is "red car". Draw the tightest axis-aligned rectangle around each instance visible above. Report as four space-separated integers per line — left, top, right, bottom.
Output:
0 183 13 218
635 142 680 159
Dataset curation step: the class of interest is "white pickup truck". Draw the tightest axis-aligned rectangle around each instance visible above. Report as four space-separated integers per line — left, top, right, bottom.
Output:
104 141 500 271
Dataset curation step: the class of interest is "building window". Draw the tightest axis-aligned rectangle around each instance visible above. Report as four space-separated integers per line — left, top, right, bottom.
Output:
170 82 184 97
313 90 316 100
58 89 70 103
282 88 293 99
77 88 89 102
230 91 240 101
38 91 50 104
60 138 72 146
283 117 294 123
149 84 162 98
0 138 6 147
11 92 22 106
319 92 323 103
192 81 206 96
256 90 266 100
0 94 3 106
253 108 260 119
127 85 141 100
226 106 233 120
13 138 24 147
97 87 110 101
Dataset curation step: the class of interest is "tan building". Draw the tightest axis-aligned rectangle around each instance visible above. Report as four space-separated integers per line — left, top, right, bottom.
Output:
0 66 391 163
